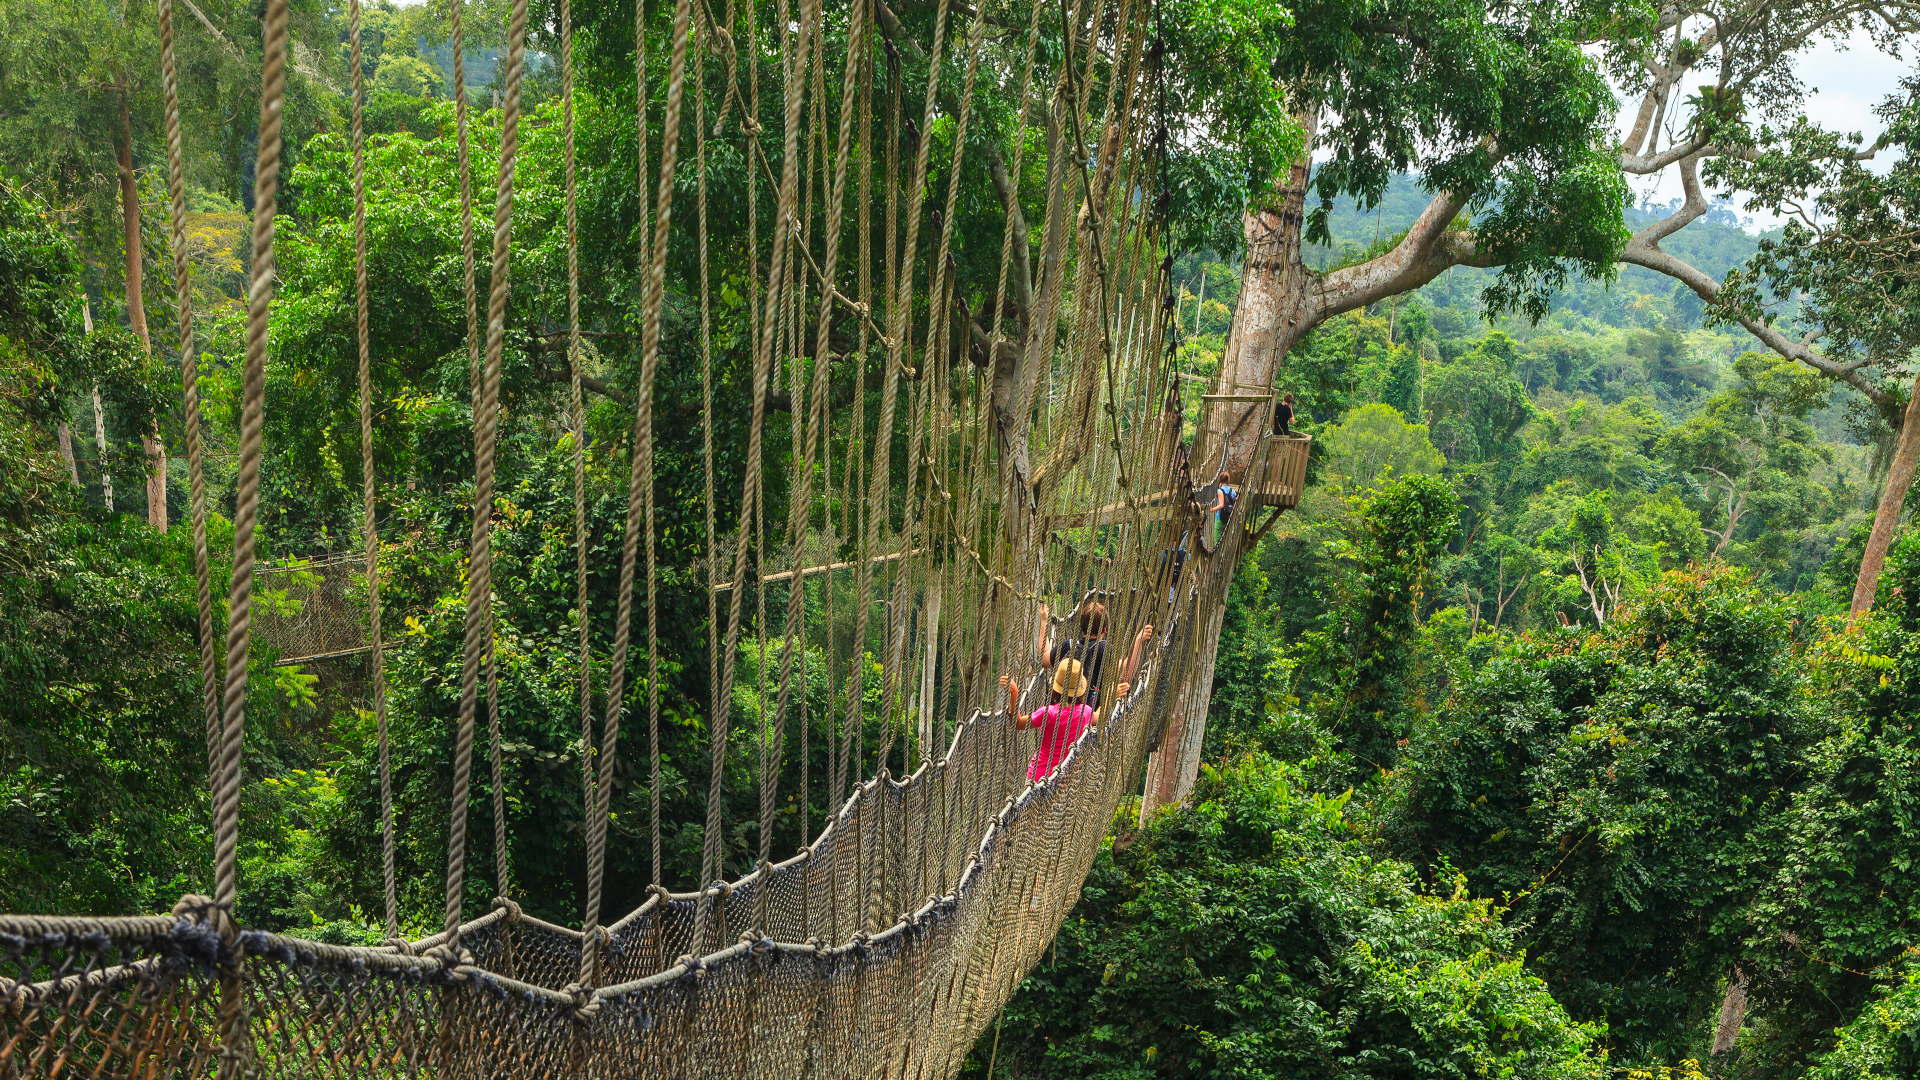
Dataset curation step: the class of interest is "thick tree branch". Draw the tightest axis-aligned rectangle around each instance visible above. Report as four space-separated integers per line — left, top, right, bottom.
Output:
180 0 245 61
1309 187 1488 320
983 144 1035 324
534 368 630 404
1621 153 1893 403
1620 133 1713 175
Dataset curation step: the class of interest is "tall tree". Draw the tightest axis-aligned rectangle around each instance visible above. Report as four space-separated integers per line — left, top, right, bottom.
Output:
1708 76 1920 616
1596 2 1920 616
1144 0 1635 811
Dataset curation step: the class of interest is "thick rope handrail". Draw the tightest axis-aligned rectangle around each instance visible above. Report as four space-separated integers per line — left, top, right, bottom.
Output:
448 0 528 941
155 0 221 826
345 0 398 940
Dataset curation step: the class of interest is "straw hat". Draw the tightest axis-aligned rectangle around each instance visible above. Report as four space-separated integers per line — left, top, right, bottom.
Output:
1051 657 1088 700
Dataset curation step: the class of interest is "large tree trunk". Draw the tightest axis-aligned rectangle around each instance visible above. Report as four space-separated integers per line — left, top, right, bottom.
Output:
118 89 168 533
1134 107 1488 816
1140 134 1318 817
1851 371 1920 619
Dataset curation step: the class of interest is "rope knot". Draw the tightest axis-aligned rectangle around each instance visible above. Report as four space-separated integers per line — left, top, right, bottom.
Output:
170 893 222 921
674 953 706 979
491 896 524 923
170 893 234 938
805 936 829 958
739 117 763 136
382 936 418 957
422 943 470 971
563 982 601 1020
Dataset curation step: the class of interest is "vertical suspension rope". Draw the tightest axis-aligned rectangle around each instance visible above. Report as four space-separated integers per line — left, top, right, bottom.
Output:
447 0 528 940
697 29 718 896
842 2 873 819
206 2 289 1072
213 0 290 923
563 0 598 945
345 0 398 938
757 0 821 885
637 0 664 898
444 0 509 902
584 0 695 984
155 0 220 830
702 0 812 937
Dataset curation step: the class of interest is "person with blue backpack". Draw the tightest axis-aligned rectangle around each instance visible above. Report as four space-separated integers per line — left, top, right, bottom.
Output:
1211 470 1237 526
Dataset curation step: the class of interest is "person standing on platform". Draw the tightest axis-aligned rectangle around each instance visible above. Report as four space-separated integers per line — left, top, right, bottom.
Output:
1273 391 1296 437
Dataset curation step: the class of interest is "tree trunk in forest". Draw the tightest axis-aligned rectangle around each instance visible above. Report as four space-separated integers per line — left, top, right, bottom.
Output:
92 383 112 514
1138 109 1490 816
1140 149 1316 817
1712 968 1748 1056
82 295 113 513
1851 371 1920 619
57 421 79 485
118 89 168 533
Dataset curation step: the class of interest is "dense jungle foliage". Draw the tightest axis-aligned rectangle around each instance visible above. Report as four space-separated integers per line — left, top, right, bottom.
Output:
7 0 1920 1076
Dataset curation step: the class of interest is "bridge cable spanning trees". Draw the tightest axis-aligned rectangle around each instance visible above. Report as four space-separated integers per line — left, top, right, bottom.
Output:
4 0 1910 1072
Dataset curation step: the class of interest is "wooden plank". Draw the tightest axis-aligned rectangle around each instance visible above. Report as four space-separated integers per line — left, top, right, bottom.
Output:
712 548 923 593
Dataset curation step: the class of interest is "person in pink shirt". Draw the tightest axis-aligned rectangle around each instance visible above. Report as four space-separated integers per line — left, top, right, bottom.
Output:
999 658 1130 783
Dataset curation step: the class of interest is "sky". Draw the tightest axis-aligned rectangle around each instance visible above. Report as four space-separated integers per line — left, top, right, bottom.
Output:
1622 29 1913 222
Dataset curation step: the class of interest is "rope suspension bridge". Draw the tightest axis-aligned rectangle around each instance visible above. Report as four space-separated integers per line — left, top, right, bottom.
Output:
0 0 1309 1069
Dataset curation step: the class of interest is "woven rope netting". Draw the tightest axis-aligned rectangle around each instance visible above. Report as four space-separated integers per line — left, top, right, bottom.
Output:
0 0 1293 1072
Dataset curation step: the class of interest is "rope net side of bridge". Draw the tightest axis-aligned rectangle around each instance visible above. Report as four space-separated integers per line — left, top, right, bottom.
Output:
0 0 1284 1070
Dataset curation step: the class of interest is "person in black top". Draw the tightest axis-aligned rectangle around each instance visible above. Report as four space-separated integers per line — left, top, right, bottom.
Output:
1273 391 1296 437
1156 529 1190 605
1034 600 1154 707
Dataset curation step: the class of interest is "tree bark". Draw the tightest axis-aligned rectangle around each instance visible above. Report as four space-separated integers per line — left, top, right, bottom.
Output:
118 89 168 532
1712 968 1748 1057
1852 371 1920 619
92 383 112 514
57 421 80 485
1138 113 1491 816
82 294 113 513
1141 127 1317 818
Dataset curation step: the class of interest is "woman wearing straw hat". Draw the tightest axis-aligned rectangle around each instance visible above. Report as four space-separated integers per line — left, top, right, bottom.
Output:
999 657 1122 783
